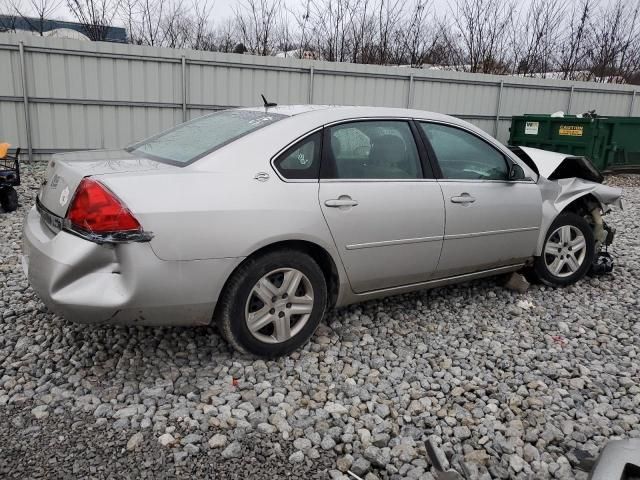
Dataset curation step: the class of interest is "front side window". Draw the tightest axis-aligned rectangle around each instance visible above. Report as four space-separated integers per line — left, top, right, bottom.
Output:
127 110 286 165
273 131 321 179
325 121 422 179
419 123 509 181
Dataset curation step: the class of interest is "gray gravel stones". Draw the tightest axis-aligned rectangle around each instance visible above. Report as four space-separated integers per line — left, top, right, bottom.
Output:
289 450 305 463
127 432 144 450
221 441 243 459
158 433 176 447
351 457 372 476
1 166 639 479
208 433 227 448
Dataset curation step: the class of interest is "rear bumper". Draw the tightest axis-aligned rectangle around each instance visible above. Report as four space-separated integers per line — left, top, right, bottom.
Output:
22 206 242 326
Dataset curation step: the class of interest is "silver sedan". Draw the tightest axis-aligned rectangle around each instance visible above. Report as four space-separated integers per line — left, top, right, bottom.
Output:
22 105 623 357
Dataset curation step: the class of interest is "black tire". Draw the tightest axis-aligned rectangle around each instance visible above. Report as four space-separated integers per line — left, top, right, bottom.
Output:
532 212 595 287
0 187 18 212
216 249 327 358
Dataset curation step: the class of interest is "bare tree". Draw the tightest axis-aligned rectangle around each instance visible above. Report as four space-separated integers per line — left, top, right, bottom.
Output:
234 0 281 56
376 0 402 64
558 0 592 80
190 0 214 50
161 0 191 48
306 0 354 62
447 0 515 74
3 0 638 85
9 0 62 35
67 0 121 40
215 17 238 52
137 0 166 45
510 0 565 76
401 0 438 67
586 0 640 83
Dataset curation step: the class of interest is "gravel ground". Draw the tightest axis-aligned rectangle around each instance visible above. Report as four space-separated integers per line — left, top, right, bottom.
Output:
1 165 639 479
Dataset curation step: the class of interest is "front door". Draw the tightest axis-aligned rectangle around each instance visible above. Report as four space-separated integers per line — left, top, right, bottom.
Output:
319 120 445 293
417 122 542 277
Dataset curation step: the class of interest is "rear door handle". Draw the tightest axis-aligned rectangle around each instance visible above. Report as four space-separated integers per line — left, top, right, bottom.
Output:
450 193 476 204
325 197 359 208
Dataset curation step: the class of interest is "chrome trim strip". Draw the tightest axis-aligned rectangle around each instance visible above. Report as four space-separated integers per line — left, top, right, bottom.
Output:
320 178 438 183
437 179 536 184
444 226 538 240
346 235 442 250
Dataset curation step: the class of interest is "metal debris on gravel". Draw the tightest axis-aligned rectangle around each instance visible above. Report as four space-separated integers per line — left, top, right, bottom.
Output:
1 165 639 479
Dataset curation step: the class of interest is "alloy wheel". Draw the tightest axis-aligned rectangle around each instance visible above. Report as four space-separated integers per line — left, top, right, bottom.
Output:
244 268 315 343
544 225 588 278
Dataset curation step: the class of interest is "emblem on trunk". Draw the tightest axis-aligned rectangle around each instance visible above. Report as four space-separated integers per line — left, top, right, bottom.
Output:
59 186 70 207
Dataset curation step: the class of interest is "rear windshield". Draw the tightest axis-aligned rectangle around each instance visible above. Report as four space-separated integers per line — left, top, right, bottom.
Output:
127 110 286 165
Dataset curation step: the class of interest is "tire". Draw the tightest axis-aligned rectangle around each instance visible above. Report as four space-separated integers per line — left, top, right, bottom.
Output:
0 187 18 212
216 249 327 357
532 212 595 287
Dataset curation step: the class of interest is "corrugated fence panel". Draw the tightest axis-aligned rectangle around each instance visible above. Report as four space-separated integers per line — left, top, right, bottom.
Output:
570 90 633 116
0 32 637 160
313 73 407 107
414 81 498 116
500 86 570 116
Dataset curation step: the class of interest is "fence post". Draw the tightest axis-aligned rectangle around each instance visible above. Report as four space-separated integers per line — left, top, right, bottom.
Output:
181 55 187 122
18 41 33 163
494 80 504 137
407 74 414 108
308 66 314 104
567 85 574 115
629 90 637 116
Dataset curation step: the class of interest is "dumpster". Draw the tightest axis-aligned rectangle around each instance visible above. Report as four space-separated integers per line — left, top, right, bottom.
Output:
509 114 640 172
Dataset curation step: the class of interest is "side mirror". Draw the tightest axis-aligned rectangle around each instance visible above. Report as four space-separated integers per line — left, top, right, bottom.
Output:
509 163 526 181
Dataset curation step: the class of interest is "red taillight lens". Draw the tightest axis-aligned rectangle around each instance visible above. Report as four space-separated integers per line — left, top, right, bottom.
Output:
66 178 141 233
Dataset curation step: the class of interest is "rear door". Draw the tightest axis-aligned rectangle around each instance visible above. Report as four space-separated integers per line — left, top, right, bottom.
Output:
318 120 445 293
417 122 542 277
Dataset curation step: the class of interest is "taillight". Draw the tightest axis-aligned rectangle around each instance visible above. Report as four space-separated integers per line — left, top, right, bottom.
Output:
65 178 151 243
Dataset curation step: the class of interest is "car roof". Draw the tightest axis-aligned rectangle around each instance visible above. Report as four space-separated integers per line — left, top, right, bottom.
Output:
240 104 462 125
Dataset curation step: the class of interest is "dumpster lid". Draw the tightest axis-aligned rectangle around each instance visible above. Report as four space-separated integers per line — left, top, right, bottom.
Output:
512 146 603 183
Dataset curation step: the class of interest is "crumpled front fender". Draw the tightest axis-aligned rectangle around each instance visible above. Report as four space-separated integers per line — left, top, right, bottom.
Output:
535 178 623 255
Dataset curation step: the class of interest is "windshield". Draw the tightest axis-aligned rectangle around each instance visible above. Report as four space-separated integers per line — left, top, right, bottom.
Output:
127 110 286 165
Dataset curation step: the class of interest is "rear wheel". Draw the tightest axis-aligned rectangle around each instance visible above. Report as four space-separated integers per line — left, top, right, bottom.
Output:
216 249 327 357
532 212 595 287
0 187 18 212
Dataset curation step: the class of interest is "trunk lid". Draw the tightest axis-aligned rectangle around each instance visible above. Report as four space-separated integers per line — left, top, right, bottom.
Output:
38 149 176 217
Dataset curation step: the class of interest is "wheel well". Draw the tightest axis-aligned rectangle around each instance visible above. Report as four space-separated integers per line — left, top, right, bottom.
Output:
560 193 602 217
219 240 340 312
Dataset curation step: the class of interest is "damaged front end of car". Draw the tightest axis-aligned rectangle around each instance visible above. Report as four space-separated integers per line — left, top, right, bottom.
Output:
511 146 625 275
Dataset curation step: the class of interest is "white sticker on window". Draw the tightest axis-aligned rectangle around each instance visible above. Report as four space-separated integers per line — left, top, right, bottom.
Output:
525 121 539 135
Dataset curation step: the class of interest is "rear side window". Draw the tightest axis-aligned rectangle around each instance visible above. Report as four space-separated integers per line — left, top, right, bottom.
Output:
324 121 422 179
419 122 508 180
127 110 286 165
273 131 321 180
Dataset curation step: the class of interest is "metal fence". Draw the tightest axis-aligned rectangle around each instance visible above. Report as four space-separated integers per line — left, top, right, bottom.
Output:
1 32 638 162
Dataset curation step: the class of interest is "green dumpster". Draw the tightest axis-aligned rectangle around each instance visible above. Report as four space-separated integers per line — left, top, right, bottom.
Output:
509 114 640 172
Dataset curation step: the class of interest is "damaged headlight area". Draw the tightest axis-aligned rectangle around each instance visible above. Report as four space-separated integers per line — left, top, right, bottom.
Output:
517 146 625 277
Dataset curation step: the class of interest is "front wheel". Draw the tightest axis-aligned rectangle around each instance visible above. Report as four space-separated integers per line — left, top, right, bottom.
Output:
216 249 327 357
532 212 595 287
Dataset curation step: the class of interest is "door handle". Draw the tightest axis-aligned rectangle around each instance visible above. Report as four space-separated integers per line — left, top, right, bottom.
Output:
450 193 476 204
325 197 358 208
